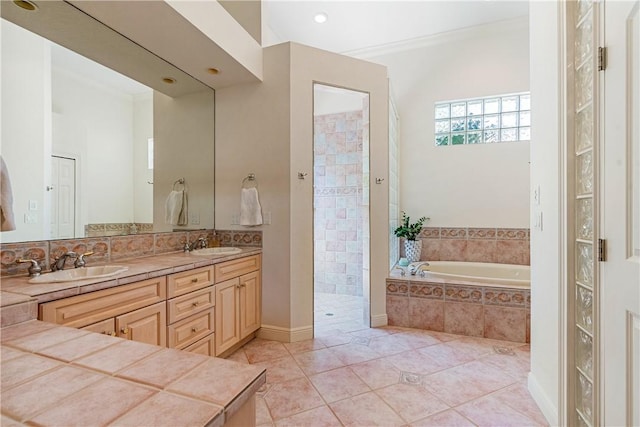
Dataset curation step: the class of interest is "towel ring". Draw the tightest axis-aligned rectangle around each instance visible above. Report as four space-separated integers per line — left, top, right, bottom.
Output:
173 178 186 191
242 173 258 189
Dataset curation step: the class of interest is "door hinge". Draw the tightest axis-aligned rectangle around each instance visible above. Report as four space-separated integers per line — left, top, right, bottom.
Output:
598 47 607 71
598 238 607 262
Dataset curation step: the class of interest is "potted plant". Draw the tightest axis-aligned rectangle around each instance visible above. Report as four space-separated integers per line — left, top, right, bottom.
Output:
394 211 428 262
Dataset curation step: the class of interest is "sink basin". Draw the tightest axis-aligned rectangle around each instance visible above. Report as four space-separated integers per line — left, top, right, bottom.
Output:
190 247 242 256
28 265 129 284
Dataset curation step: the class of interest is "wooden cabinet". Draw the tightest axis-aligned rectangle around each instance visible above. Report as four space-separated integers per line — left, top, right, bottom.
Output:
166 267 216 352
215 255 261 356
40 277 166 328
38 254 260 357
117 302 166 346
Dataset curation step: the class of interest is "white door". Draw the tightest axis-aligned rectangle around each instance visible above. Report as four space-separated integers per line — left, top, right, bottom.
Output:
601 1 640 425
50 156 75 239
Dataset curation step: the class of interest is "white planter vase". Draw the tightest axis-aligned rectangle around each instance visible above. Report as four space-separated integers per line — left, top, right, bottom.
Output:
404 240 422 263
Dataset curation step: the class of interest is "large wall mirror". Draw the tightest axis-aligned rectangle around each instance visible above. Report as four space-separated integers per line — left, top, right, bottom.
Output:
1 0 216 244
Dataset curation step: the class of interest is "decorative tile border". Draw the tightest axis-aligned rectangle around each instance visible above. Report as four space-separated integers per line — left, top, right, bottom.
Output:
85 223 154 237
409 283 444 300
0 229 262 277
445 285 483 303
386 280 409 296
484 287 528 308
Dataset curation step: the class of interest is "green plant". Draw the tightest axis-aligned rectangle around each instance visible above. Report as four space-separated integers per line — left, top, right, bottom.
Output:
394 211 428 241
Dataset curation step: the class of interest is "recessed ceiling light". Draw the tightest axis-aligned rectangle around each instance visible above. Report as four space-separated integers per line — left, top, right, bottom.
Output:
314 12 328 24
207 68 220 75
162 77 176 84
13 0 38 11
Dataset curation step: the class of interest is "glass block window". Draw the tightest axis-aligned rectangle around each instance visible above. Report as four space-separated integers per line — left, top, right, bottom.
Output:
434 92 531 146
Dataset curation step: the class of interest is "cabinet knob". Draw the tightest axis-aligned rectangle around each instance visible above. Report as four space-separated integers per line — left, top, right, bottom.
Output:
192 301 199 307
191 327 198 333
110 331 116 337
240 284 246 288
120 327 129 335
236 285 240 289
191 278 198 283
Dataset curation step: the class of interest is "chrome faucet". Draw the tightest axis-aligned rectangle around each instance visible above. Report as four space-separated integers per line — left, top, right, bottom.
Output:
17 258 42 277
50 252 77 271
184 237 208 252
74 251 94 268
409 261 430 276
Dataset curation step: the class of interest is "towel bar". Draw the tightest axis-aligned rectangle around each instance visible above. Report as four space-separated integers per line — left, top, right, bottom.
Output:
242 173 257 188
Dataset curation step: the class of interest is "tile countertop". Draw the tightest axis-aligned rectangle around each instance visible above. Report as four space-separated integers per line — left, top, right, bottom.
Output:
0 247 262 306
1 320 266 427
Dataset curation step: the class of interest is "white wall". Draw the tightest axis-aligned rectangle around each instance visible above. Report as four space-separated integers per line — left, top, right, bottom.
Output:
216 43 389 339
52 68 135 225
153 90 215 232
133 92 153 223
528 3 563 425
1 20 51 242
314 87 367 115
367 18 530 228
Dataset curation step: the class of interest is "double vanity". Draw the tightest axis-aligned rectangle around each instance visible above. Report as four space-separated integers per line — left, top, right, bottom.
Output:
0 247 265 427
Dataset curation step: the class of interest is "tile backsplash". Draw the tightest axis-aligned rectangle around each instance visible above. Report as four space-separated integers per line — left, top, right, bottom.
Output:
1 229 262 277
401 227 530 265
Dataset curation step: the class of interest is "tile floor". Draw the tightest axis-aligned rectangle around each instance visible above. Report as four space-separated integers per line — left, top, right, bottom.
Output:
226 293 547 426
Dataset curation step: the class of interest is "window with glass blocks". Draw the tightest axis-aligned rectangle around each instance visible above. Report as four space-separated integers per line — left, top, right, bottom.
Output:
434 92 531 146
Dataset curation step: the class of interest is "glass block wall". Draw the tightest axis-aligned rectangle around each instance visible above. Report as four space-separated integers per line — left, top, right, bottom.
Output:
389 96 400 269
571 0 598 425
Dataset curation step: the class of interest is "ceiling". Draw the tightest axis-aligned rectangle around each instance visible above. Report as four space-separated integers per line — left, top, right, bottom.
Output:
263 0 529 55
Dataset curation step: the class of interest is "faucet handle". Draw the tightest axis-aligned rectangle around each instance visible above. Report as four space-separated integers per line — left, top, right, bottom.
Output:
17 259 42 277
74 251 94 268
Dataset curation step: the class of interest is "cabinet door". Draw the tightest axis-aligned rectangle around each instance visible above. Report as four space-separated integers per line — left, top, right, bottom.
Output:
239 271 261 339
116 301 166 347
183 333 215 357
81 318 117 337
215 278 240 356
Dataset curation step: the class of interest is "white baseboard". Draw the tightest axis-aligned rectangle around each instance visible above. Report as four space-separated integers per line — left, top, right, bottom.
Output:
257 324 313 343
370 313 388 328
528 372 558 426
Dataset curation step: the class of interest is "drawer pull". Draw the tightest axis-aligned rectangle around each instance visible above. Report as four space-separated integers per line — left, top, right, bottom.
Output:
191 278 198 283
191 327 198 333
103 331 117 337
240 284 246 288
192 302 199 307
120 327 129 335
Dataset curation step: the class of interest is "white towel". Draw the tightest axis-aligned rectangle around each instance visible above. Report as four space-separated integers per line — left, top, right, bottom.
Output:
165 190 188 226
0 156 16 231
240 187 263 226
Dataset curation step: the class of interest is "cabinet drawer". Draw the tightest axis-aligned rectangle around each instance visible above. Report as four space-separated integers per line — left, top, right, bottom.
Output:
215 255 261 283
39 277 167 328
167 266 214 298
167 286 215 324
81 318 117 337
167 308 215 349
183 333 215 357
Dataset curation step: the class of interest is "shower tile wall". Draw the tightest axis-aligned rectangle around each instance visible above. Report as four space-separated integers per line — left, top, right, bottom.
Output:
314 110 364 296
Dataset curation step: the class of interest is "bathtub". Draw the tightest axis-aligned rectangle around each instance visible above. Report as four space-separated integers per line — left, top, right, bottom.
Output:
417 261 530 288
387 261 531 342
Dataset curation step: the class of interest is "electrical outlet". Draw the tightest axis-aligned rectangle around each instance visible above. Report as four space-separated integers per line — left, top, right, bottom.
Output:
24 213 38 224
533 185 541 205
29 200 38 211
189 211 200 225
231 214 240 225
263 211 272 225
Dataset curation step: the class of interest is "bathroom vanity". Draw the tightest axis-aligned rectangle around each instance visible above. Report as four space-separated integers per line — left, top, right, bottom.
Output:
0 248 264 426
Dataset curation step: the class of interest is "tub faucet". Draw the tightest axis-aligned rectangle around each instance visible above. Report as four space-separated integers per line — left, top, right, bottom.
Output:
51 252 77 271
409 261 430 276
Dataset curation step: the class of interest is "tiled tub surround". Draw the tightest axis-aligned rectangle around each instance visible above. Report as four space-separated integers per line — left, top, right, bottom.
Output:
386 272 530 343
1 320 265 427
409 227 530 265
0 229 262 277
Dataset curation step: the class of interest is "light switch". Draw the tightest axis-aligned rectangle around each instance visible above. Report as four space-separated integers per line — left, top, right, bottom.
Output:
189 211 200 225
231 214 240 225
29 200 38 211
263 212 272 225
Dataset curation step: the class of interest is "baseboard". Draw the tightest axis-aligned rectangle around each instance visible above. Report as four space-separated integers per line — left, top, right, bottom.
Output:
257 324 313 343
370 313 388 328
528 372 558 426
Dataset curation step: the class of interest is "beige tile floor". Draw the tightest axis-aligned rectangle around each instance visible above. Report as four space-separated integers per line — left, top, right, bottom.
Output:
227 293 548 426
